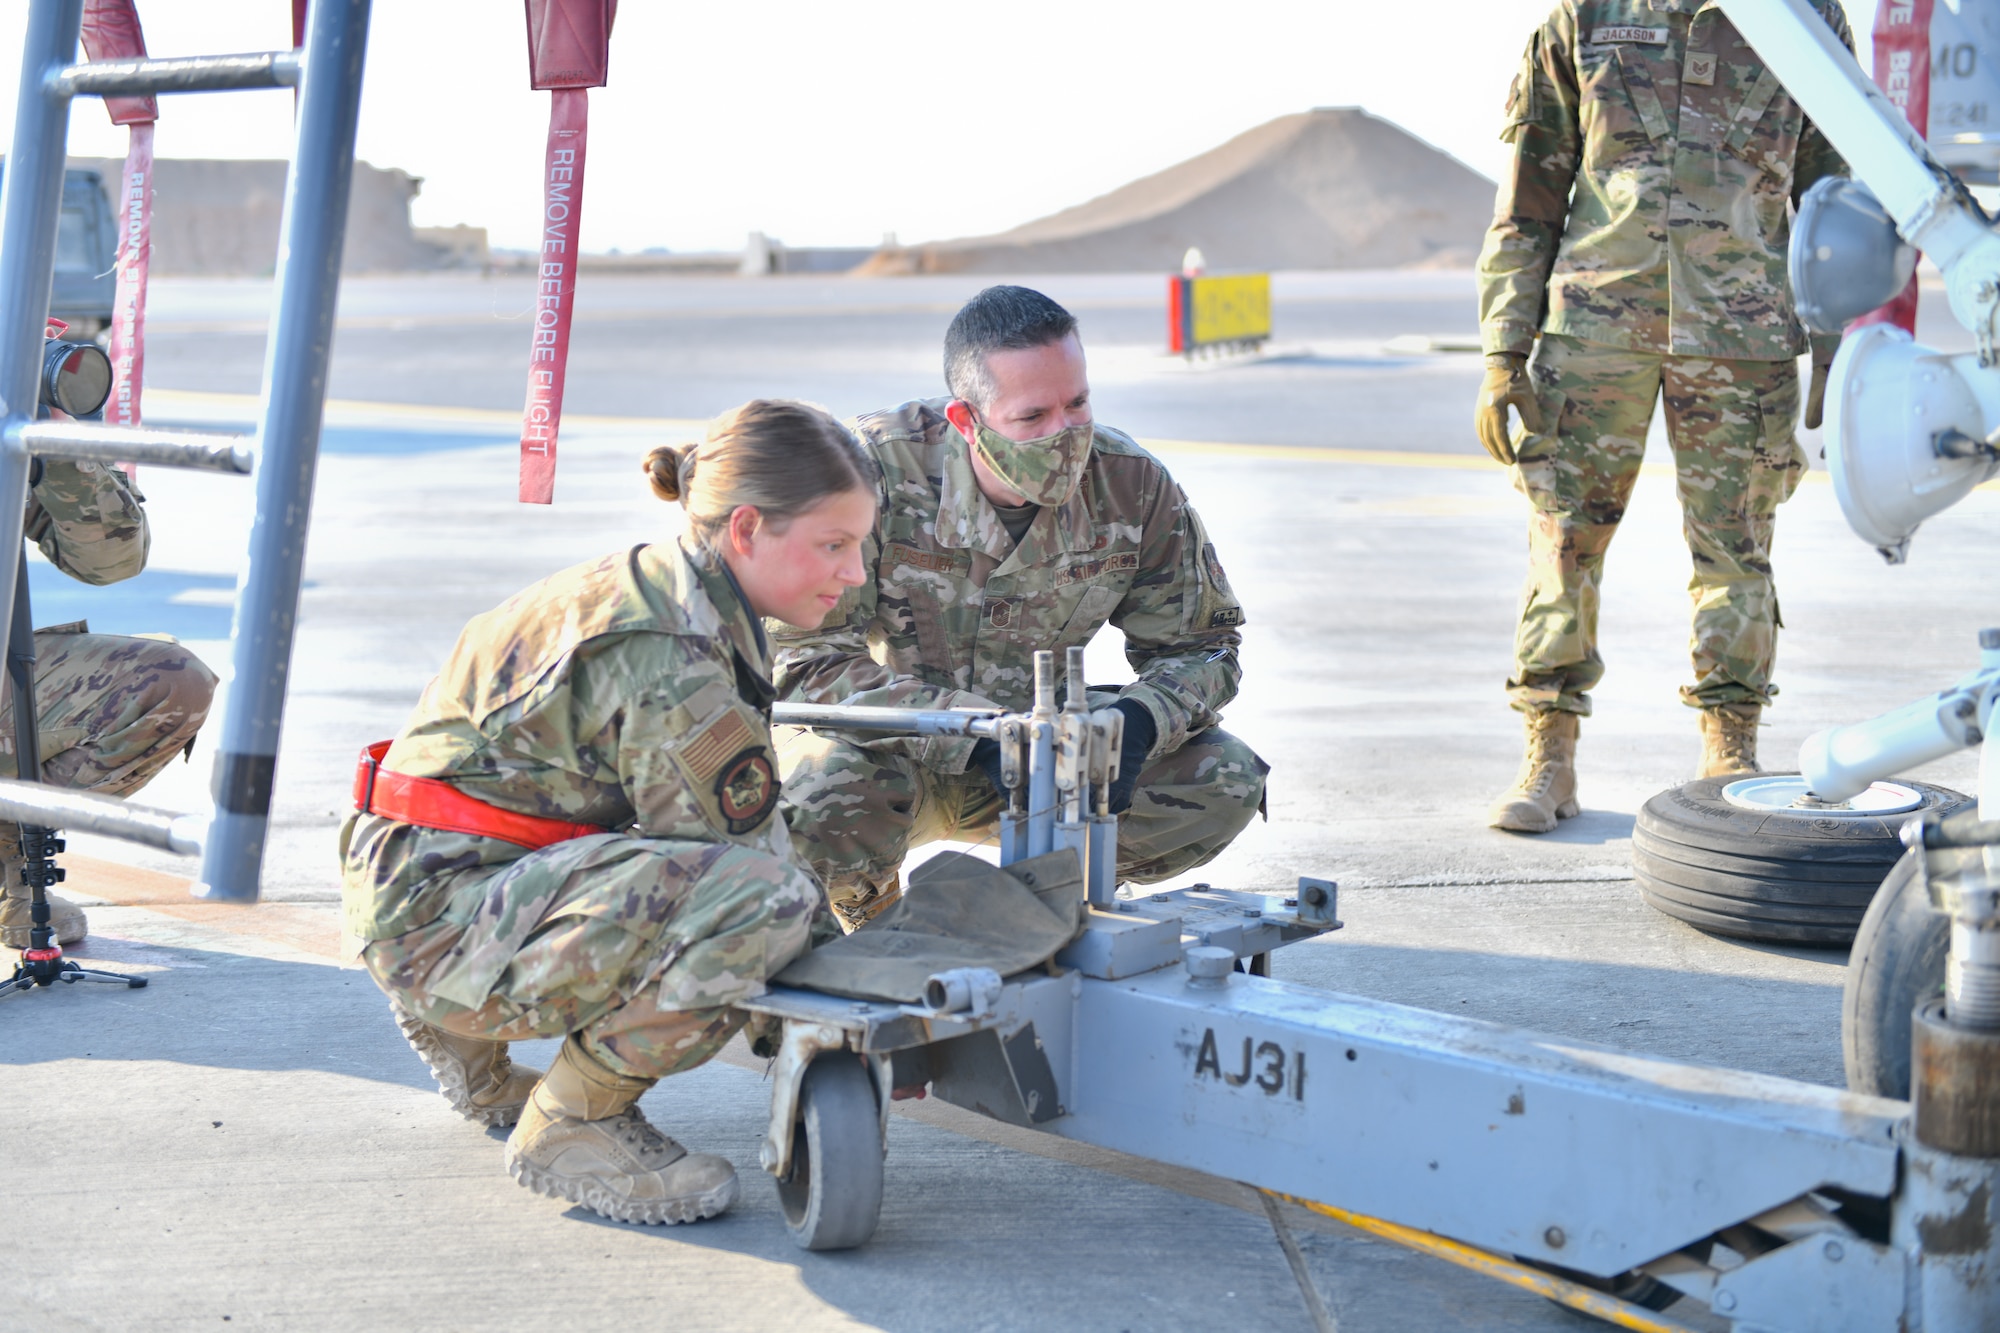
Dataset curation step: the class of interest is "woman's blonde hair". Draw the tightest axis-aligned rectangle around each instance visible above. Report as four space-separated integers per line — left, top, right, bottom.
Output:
643 399 875 545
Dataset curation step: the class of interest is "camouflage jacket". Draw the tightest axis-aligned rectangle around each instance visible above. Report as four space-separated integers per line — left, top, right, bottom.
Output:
1477 0 1851 361
29 459 148 587
341 538 793 947
770 399 1244 773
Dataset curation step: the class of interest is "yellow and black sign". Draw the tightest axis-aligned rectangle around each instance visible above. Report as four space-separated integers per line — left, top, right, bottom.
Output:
1169 272 1272 354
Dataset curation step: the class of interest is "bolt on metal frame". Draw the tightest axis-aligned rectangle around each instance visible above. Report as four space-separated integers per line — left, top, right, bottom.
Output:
0 0 371 899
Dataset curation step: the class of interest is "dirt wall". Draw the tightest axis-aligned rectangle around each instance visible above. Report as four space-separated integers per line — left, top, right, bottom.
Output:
64 156 464 275
862 108 1497 276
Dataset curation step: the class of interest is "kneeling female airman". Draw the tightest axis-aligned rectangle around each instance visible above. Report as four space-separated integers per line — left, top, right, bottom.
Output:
340 400 874 1223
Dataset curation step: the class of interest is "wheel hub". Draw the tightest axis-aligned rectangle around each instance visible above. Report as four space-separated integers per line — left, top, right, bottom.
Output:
1722 774 1924 816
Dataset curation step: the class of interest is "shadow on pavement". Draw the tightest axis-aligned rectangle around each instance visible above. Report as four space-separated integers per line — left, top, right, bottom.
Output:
1529 809 1637 845
1277 939 1849 1086
1 929 1852 1091
0 934 1751 1331
0 943 432 1096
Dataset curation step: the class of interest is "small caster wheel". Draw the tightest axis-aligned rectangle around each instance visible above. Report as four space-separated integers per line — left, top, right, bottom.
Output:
776 1054 883 1250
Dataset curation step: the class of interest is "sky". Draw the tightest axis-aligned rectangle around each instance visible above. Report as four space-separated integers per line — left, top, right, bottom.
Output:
0 0 1883 255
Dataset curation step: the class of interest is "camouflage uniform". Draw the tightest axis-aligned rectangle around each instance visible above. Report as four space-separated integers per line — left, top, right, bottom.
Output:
341 539 820 1082
0 460 216 943
1477 0 1849 715
774 399 1265 912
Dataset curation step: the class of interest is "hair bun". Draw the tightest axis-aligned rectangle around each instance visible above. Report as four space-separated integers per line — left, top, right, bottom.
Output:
643 443 692 502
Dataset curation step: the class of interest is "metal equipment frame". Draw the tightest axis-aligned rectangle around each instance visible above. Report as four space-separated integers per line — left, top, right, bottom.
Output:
0 0 370 902
750 650 1999 1330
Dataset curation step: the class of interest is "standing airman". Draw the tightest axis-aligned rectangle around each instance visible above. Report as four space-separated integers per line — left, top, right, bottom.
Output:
1475 0 1851 832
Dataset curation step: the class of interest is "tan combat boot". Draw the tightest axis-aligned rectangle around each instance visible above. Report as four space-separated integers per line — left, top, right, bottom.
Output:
504 1035 739 1225
0 830 86 949
1697 703 1762 779
1486 710 1581 834
387 996 542 1127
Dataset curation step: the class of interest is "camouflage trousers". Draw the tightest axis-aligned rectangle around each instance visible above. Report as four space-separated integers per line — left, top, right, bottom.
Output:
0 626 215 811
778 718 1268 915
359 834 818 1082
1509 334 1806 716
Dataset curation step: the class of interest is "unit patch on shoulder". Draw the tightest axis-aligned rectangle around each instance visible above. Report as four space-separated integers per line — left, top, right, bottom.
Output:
681 706 758 783
1590 25 1667 43
713 746 778 835
1201 543 1234 598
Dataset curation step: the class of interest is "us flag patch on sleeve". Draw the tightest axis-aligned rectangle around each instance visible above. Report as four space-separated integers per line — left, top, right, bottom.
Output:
681 707 757 782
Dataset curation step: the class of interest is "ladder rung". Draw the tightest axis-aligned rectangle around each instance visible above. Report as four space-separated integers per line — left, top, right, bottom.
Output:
0 779 204 855
13 421 252 474
49 51 300 100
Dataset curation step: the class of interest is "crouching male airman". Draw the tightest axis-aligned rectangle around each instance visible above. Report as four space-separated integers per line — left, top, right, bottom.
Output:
774 285 1267 928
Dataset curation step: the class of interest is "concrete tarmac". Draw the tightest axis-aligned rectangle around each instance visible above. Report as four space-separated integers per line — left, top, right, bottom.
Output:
5 269 1993 1331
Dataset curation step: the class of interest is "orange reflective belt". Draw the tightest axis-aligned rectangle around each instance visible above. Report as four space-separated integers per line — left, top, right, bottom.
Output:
352 740 609 851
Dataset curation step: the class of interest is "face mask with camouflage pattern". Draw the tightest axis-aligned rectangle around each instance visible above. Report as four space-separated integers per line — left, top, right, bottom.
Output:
970 416 1094 507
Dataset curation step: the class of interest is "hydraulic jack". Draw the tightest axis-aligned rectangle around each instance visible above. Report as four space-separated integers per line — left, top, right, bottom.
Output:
749 649 2000 1333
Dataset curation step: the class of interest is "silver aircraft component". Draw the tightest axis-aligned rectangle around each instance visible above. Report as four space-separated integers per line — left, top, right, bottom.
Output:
1720 0 2000 559
1790 176 1917 334
1946 891 2000 1031
1706 16 2000 1309
1722 773 1925 816
1931 0 2000 186
1801 629 2000 808
1822 322 2000 563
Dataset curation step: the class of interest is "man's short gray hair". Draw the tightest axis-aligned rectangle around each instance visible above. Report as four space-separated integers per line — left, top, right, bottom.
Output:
943 285 1080 411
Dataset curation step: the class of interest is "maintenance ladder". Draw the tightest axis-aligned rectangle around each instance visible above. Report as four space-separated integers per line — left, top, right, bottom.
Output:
0 0 372 901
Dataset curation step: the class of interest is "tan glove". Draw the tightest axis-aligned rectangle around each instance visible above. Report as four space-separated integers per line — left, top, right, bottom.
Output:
1474 352 1542 465
1803 348 1834 431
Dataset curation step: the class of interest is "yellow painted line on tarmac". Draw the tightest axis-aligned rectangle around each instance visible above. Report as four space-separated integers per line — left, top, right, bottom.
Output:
1137 435 1882 488
1139 436 1496 472
145 392 2000 493
1269 1192 1702 1333
147 276 1488 341
141 293 1176 337
146 387 706 434
146 304 965 336
148 394 1509 463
